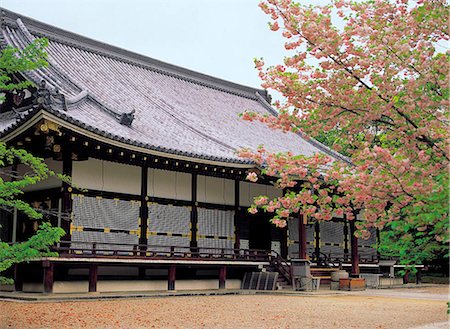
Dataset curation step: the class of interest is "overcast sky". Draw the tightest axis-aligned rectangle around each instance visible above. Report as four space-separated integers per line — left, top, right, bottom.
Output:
1 0 298 90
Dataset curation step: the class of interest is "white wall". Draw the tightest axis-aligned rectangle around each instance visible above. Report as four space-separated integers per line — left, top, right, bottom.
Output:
239 181 282 207
72 158 141 195
197 175 234 205
147 168 191 201
26 279 242 293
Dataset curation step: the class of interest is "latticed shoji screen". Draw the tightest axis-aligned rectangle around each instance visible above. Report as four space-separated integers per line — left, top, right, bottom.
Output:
71 195 140 254
197 208 234 252
358 227 378 261
147 203 190 253
287 217 314 258
320 221 345 260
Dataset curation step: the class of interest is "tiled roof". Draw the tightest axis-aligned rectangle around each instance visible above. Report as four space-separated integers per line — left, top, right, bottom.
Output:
0 8 349 165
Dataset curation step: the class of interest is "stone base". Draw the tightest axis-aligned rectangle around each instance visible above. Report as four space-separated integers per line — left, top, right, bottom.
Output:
330 281 340 290
339 278 366 291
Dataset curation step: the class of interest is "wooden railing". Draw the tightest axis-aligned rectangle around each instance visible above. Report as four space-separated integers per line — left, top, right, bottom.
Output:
269 251 292 283
52 240 271 262
290 251 379 265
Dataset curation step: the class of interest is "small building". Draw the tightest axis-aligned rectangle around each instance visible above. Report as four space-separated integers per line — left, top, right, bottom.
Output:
0 9 378 293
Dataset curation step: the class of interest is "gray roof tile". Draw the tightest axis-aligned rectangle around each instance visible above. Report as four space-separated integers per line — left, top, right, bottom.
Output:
0 9 349 165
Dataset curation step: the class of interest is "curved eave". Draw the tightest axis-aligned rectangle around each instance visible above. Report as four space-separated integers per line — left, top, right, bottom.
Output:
0 108 256 168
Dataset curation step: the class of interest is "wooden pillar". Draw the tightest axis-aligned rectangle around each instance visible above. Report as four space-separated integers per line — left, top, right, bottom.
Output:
314 221 320 260
11 161 18 243
168 266 176 290
43 261 54 294
415 268 421 284
219 266 227 289
376 228 381 261
349 220 360 276
61 142 72 241
139 166 148 254
298 213 307 259
14 263 23 292
190 174 198 253
280 227 288 258
403 270 410 284
234 180 240 250
12 207 18 243
343 220 349 262
88 264 98 292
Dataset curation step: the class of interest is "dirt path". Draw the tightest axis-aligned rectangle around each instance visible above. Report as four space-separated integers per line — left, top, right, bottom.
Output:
0 286 448 329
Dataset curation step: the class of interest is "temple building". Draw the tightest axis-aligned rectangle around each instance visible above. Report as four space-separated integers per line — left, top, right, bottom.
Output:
0 9 380 293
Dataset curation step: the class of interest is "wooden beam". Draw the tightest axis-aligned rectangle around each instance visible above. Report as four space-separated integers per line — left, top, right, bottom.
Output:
298 213 307 259
349 220 360 276
219 266 227 289
168 266 176 291
43 261 54 294
88 264 98 293
190 174 198 252
139 166 148 253
234 180 240 250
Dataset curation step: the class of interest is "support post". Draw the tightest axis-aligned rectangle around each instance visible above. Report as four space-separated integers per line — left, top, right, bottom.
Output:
349 220 360 276
280 227 288 259
343 220 349 262
61 142 72 241
11 161 18 243
376 228 381 261
168 266 176 290
415 268 421 284
12 207 17 243
43 261 54 294
314 221 320 261
190 174 198 253
139 166 148 254
298 213 307 259
88 264 98 292
57 198 62 228
14 263 23 292
234 180 240 250
403 270 410 284
219 266 227 289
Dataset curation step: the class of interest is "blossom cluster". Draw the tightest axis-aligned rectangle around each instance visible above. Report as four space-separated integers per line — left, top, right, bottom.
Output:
240 0 449 243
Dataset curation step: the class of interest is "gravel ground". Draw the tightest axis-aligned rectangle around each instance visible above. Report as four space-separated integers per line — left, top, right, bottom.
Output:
0 286 448 329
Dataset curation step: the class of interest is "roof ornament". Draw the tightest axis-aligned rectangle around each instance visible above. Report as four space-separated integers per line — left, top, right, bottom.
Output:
0 11 4 29
32 80 69 111
33 80 52 106
119 110 135 127
54 87 68 111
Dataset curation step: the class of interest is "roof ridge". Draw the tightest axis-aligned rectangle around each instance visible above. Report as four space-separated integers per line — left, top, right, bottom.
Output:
0 7 268 101
4 19 136 127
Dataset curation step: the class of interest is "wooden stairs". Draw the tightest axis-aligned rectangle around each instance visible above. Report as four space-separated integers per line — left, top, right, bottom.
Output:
265 253 293 290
